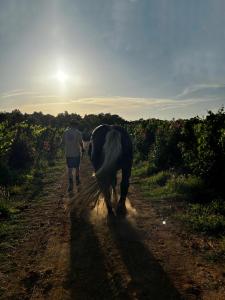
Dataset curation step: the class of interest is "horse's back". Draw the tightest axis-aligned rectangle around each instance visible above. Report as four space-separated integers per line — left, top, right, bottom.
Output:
92 124 132 152
91 124 132 170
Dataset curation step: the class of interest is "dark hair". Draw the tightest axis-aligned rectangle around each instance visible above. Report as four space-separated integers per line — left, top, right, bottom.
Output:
69 120 79 128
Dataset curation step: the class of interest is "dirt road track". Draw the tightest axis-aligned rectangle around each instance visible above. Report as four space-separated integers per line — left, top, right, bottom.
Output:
1 158 225 299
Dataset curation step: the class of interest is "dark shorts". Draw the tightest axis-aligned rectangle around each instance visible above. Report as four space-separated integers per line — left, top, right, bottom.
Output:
66 156 80 168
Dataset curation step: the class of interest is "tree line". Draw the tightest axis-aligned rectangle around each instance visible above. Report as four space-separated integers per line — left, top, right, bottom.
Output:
0 108 224 202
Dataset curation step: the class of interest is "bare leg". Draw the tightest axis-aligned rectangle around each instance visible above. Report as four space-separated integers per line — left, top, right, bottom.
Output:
75 166 80 185
68 168 73 192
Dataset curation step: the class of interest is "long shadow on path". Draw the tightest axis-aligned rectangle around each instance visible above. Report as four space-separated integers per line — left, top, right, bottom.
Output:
69 211 118 300
69 209 181 300
108 216 182 300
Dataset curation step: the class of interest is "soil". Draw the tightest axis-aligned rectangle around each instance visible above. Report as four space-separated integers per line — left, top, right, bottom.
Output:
1 158 225 300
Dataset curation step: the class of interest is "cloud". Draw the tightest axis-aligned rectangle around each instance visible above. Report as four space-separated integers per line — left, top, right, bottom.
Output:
0 89 63 101
1 88 223 120
176 83 225 100
1 90 37 99
5 95 215 120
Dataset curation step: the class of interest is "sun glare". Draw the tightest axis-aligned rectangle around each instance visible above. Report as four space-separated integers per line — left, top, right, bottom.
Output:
55 70 69 84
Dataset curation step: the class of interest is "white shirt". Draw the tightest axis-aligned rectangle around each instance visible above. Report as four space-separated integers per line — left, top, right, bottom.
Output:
63 128 83 157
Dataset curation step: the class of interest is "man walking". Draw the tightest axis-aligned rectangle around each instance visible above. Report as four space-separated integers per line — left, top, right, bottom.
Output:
62 120 84 192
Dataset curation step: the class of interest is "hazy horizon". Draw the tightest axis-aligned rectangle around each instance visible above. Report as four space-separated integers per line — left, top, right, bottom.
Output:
0 0 225 120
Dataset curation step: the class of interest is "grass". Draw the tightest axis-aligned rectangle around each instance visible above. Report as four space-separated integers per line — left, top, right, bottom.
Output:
140 169 209 203
145 171 172 187
0 158 65 250
134 161 225 236
132 161 150 177
177 200 225 235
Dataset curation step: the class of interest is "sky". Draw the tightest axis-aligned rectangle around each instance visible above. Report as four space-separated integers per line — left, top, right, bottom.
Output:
0 0 225 120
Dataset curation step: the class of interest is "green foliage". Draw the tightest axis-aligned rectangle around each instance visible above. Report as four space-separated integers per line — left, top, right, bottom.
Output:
180 108 225 197
132 161 150 177
178 200 225 235
9 136 35 169
150 121 184 171
183 214 225 235
147 171 172 187
129 108 225 199
166 175 206 201
1 108 224 202
0 110 126 200
141 171 206 202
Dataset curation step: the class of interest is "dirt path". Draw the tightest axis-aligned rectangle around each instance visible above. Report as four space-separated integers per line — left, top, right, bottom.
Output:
1 158 225 299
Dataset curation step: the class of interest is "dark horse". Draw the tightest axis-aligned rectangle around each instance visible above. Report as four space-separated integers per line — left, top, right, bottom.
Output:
88 124 133 215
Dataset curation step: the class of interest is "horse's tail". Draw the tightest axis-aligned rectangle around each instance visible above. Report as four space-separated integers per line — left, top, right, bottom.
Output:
96 129 122 179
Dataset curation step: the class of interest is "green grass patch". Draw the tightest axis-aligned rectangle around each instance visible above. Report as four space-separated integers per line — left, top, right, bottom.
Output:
146 171 172 187
132 161 149 177
166 175 207 201
139 171 208 202
0 158 64 240
177 199 225 235
133 164 225 236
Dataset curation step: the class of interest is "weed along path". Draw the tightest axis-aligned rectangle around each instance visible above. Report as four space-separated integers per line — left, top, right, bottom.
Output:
1 158 225 300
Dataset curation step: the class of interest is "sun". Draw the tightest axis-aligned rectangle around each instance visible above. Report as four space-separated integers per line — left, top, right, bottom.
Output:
55 70 69 84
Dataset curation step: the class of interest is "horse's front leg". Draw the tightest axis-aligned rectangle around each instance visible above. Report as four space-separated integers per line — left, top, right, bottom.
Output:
116 167 131 215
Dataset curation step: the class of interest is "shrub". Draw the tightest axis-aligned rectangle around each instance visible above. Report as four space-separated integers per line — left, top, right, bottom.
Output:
149 122 184 172
9 138 34 169
180 108 225 198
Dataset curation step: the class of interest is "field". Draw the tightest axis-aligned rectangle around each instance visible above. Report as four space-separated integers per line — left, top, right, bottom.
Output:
0 109 225 299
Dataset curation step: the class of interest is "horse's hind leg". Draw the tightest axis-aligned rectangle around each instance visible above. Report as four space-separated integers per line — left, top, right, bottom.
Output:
102 185 114 215
116 166 131 215
112 176 118 208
